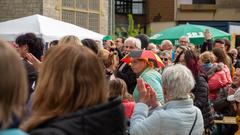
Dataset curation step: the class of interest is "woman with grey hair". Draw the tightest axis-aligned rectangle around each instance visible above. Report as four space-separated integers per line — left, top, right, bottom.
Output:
130 64 204 135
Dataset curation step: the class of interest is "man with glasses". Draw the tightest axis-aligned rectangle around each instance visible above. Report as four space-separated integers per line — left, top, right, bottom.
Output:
179 36 190 47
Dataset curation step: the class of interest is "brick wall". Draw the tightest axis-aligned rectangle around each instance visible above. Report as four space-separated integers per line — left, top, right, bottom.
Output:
146 0 174 23
0 0 43 22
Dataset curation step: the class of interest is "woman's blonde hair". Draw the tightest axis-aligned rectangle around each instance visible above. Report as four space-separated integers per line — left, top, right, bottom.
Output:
109 78 132 100
98 49 117 69
58 35 82 46
21 45 107 131
0 40 28 129
199 51 216 64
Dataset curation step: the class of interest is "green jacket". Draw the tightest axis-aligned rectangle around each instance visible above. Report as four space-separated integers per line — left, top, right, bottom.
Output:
133 67 164 103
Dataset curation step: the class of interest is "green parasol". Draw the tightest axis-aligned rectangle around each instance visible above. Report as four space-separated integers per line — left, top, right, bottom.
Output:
150 24 231 46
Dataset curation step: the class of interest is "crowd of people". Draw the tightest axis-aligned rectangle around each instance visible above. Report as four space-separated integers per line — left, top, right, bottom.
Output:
1 30 240 135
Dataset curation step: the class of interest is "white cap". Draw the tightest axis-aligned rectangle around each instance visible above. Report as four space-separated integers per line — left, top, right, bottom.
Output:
227 88 240 102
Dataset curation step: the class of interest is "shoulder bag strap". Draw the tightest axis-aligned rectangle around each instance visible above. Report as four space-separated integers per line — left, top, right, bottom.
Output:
188 109 198 135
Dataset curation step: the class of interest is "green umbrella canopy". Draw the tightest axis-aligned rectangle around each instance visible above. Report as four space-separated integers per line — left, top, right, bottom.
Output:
150 24 231 46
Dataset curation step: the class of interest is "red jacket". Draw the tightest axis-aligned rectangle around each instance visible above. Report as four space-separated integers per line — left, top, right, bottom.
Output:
208 63 232 100
122 99 135 119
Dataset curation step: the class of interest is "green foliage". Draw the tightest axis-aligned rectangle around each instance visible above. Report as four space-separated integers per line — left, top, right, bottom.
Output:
115 14 145 38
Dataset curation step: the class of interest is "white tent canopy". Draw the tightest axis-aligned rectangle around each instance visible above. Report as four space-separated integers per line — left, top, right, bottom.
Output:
0 14 104 42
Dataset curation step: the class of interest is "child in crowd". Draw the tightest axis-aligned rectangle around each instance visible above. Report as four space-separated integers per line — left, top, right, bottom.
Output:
109 78 135 119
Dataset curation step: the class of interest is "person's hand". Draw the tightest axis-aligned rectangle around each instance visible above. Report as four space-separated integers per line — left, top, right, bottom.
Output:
137 78 150 104
204 29 212 40
25 53 42 72
146 83 160 108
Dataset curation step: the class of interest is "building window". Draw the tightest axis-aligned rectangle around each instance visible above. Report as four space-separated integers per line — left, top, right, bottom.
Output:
89 13 100 32
62 0 101 32
179 0 216 4
115 0 145 14
62 10 75 24
193 0 216 4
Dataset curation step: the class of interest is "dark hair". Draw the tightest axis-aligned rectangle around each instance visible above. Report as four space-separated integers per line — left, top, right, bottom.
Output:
212 48 228 65
81 38 99 54
174 46 189 64
49 40 59 47
223 39 231 52
117 37 125 43
213 39 225 47
135 34 149 49
184 50 201 77
15 33 44 60
227 52 234 64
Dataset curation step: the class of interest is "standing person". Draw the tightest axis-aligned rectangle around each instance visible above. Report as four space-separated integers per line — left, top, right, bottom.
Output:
109 78 135 119
20 45 126 135
116 37 141 94
179 36 190 46
115 37 125 52
174 46 189 63
130 52 164 103
15 33 44 99
159 51 172 73
48 40 58 48
176 50 213 134
201 29 213 53
130 64 204 135
135 34 149 50
98 49 119 81
0 40 28 135
147 43 159 54
160 40 174 61
81 38 99 54
210 48 232 101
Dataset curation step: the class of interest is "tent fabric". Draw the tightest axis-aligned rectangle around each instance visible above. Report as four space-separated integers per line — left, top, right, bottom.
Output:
0 14 104 42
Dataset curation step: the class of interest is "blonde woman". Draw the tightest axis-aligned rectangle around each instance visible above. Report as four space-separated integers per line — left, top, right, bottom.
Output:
58 35 82 46
98 49 119 80
0 40 28 135
21 45 125 135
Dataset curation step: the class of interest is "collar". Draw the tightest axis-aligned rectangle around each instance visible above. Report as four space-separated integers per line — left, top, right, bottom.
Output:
162 98 193 110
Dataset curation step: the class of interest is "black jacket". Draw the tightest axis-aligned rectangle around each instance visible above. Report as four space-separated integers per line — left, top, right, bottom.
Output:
29 98 126 135
200 39 213 53
192 74 213 128
116 62 136 94
22 59 37 99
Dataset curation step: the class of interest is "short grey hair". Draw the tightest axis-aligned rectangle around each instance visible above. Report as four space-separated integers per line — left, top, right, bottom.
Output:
161 40 173 46
162 64 195 100
179 36 190 43
124 37 141 50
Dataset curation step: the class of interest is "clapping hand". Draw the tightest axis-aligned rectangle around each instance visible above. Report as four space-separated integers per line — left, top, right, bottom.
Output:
137 78 160 108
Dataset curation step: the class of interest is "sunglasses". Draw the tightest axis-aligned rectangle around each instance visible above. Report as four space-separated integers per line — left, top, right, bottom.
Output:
160 58 168 61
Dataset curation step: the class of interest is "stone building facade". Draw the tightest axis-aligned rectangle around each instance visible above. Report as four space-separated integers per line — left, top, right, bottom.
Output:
0 0 110 34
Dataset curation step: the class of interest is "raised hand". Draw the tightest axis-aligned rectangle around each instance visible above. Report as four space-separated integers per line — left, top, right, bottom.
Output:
25 53 42 72
137 78 150 105
146 83 160 108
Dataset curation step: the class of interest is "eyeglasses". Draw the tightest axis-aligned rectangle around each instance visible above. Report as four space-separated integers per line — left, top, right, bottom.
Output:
180 40 188 43
160 57 168 61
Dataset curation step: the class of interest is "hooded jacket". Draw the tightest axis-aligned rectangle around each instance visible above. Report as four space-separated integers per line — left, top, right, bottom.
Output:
29 98 126 135
207 63 232 100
